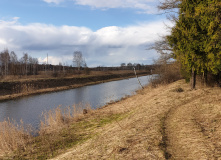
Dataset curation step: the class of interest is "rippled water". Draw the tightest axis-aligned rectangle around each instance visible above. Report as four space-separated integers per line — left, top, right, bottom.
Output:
0 75 152 129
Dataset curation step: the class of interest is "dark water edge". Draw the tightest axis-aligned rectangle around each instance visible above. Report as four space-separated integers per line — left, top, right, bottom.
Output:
0 72 150 97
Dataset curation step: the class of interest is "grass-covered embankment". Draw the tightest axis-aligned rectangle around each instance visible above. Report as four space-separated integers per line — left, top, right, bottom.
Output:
1 79 221 159
0 102 132 159
51 80 221 160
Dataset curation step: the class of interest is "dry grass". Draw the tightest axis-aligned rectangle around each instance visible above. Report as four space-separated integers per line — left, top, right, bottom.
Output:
50 81 178 160
0 103 93 159
39 103 91 135
0 70 137 82
50 80 221 160
164 87 221 159
150 61 182 87
1 79 221 160
0 119 32 156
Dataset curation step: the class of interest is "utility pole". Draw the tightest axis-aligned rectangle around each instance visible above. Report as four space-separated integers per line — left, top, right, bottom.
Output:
46 53 48 72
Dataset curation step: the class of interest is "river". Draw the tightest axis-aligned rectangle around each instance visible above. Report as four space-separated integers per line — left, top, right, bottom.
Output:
0 75 152 129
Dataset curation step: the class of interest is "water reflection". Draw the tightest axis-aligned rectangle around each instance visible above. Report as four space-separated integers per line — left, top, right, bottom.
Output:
0 75 152 128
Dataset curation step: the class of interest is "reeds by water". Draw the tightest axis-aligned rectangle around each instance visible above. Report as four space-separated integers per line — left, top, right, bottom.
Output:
39 103 91 134
0 103 91 157
0 119 32 155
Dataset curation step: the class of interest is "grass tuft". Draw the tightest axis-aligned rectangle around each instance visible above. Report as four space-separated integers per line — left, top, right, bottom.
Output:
173 87 184 93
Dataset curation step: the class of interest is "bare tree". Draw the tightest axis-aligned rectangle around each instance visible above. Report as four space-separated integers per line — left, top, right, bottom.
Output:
20 53 29 76
10 51 18 63
10 51 18 75
73 51 86 70
158 0 180 11
29 56 38 75
0 49 10 76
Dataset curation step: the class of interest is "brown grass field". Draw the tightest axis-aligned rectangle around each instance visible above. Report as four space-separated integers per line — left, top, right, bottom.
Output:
51 80 221 160
0 70 140 82
1 79 221 159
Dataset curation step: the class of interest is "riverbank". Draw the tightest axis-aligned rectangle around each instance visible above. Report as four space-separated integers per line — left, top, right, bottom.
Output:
2 79 221 159
50 80 221 160
0 71 149 101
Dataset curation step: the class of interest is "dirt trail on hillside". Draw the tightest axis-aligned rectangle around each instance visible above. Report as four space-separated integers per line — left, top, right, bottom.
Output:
51 80 221 160
164 88 221 159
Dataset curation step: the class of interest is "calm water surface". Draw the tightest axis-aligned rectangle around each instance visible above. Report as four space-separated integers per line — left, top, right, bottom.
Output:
0 75 152 129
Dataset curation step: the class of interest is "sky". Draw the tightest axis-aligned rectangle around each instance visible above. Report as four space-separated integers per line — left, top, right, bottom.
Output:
0 0 172 67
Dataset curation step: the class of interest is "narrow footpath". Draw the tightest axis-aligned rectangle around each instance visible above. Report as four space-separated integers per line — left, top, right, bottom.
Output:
51 80 221 160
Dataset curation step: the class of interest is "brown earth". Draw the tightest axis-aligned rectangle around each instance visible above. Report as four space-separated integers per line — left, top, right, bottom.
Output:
50 80 221 160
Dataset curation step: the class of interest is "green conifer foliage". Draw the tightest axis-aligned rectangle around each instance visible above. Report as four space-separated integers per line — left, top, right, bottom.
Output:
197 1 221 75
166 0 221 87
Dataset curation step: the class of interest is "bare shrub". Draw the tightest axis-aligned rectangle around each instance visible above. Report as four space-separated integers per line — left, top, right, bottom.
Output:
0 119 32 155
150 55 182 87
84 67 91 75
173 87 184 93
39 103 91 135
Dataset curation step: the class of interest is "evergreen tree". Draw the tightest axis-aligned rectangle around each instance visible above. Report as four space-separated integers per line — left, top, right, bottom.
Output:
163 0 221 88
167 1 202 88
197 1 221 76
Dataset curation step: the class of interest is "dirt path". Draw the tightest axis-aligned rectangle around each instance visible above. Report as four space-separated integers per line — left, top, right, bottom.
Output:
163 87 221 159
50 80 221 160
164 95 213 159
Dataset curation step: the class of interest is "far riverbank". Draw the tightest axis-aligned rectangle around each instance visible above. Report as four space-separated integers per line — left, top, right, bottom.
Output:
0 71 150 101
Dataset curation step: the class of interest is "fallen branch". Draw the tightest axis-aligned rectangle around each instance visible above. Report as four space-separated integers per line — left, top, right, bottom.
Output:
133 67 144 89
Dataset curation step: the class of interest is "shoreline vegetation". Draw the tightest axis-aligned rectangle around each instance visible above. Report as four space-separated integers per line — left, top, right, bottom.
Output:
1 79 221 159
0 70 150 102
1 58 220 159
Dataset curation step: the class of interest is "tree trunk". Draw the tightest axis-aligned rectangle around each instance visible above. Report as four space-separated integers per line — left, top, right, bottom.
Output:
191 67 196 89
203 69 208 86
216 72 220 87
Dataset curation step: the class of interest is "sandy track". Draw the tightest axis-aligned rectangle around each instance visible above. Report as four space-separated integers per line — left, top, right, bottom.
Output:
51 80 221 160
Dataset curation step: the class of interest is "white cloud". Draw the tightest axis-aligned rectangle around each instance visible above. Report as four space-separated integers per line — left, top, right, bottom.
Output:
94 22 169 46
0 18 171 66
43 0 65 4
74 0 157 10
38 55 72 65
0 17 20 26
43 0 159 13
0 39 7 45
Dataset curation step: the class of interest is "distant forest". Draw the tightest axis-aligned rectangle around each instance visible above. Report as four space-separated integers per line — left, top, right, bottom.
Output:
0 49 153 78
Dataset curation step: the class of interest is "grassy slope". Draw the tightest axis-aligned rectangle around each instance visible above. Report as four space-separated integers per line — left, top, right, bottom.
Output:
3 80 221 159
49 80 221 160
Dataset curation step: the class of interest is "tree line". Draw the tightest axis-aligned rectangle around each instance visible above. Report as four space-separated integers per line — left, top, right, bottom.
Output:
0 49 38 76
157 0 221 89
0 49 152 78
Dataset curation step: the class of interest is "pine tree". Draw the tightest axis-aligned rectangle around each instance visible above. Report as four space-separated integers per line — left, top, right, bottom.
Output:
197 1 221 75
167 1 205 89
160 0 221 88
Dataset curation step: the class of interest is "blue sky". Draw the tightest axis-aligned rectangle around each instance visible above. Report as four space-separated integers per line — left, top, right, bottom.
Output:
0 0 171 67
